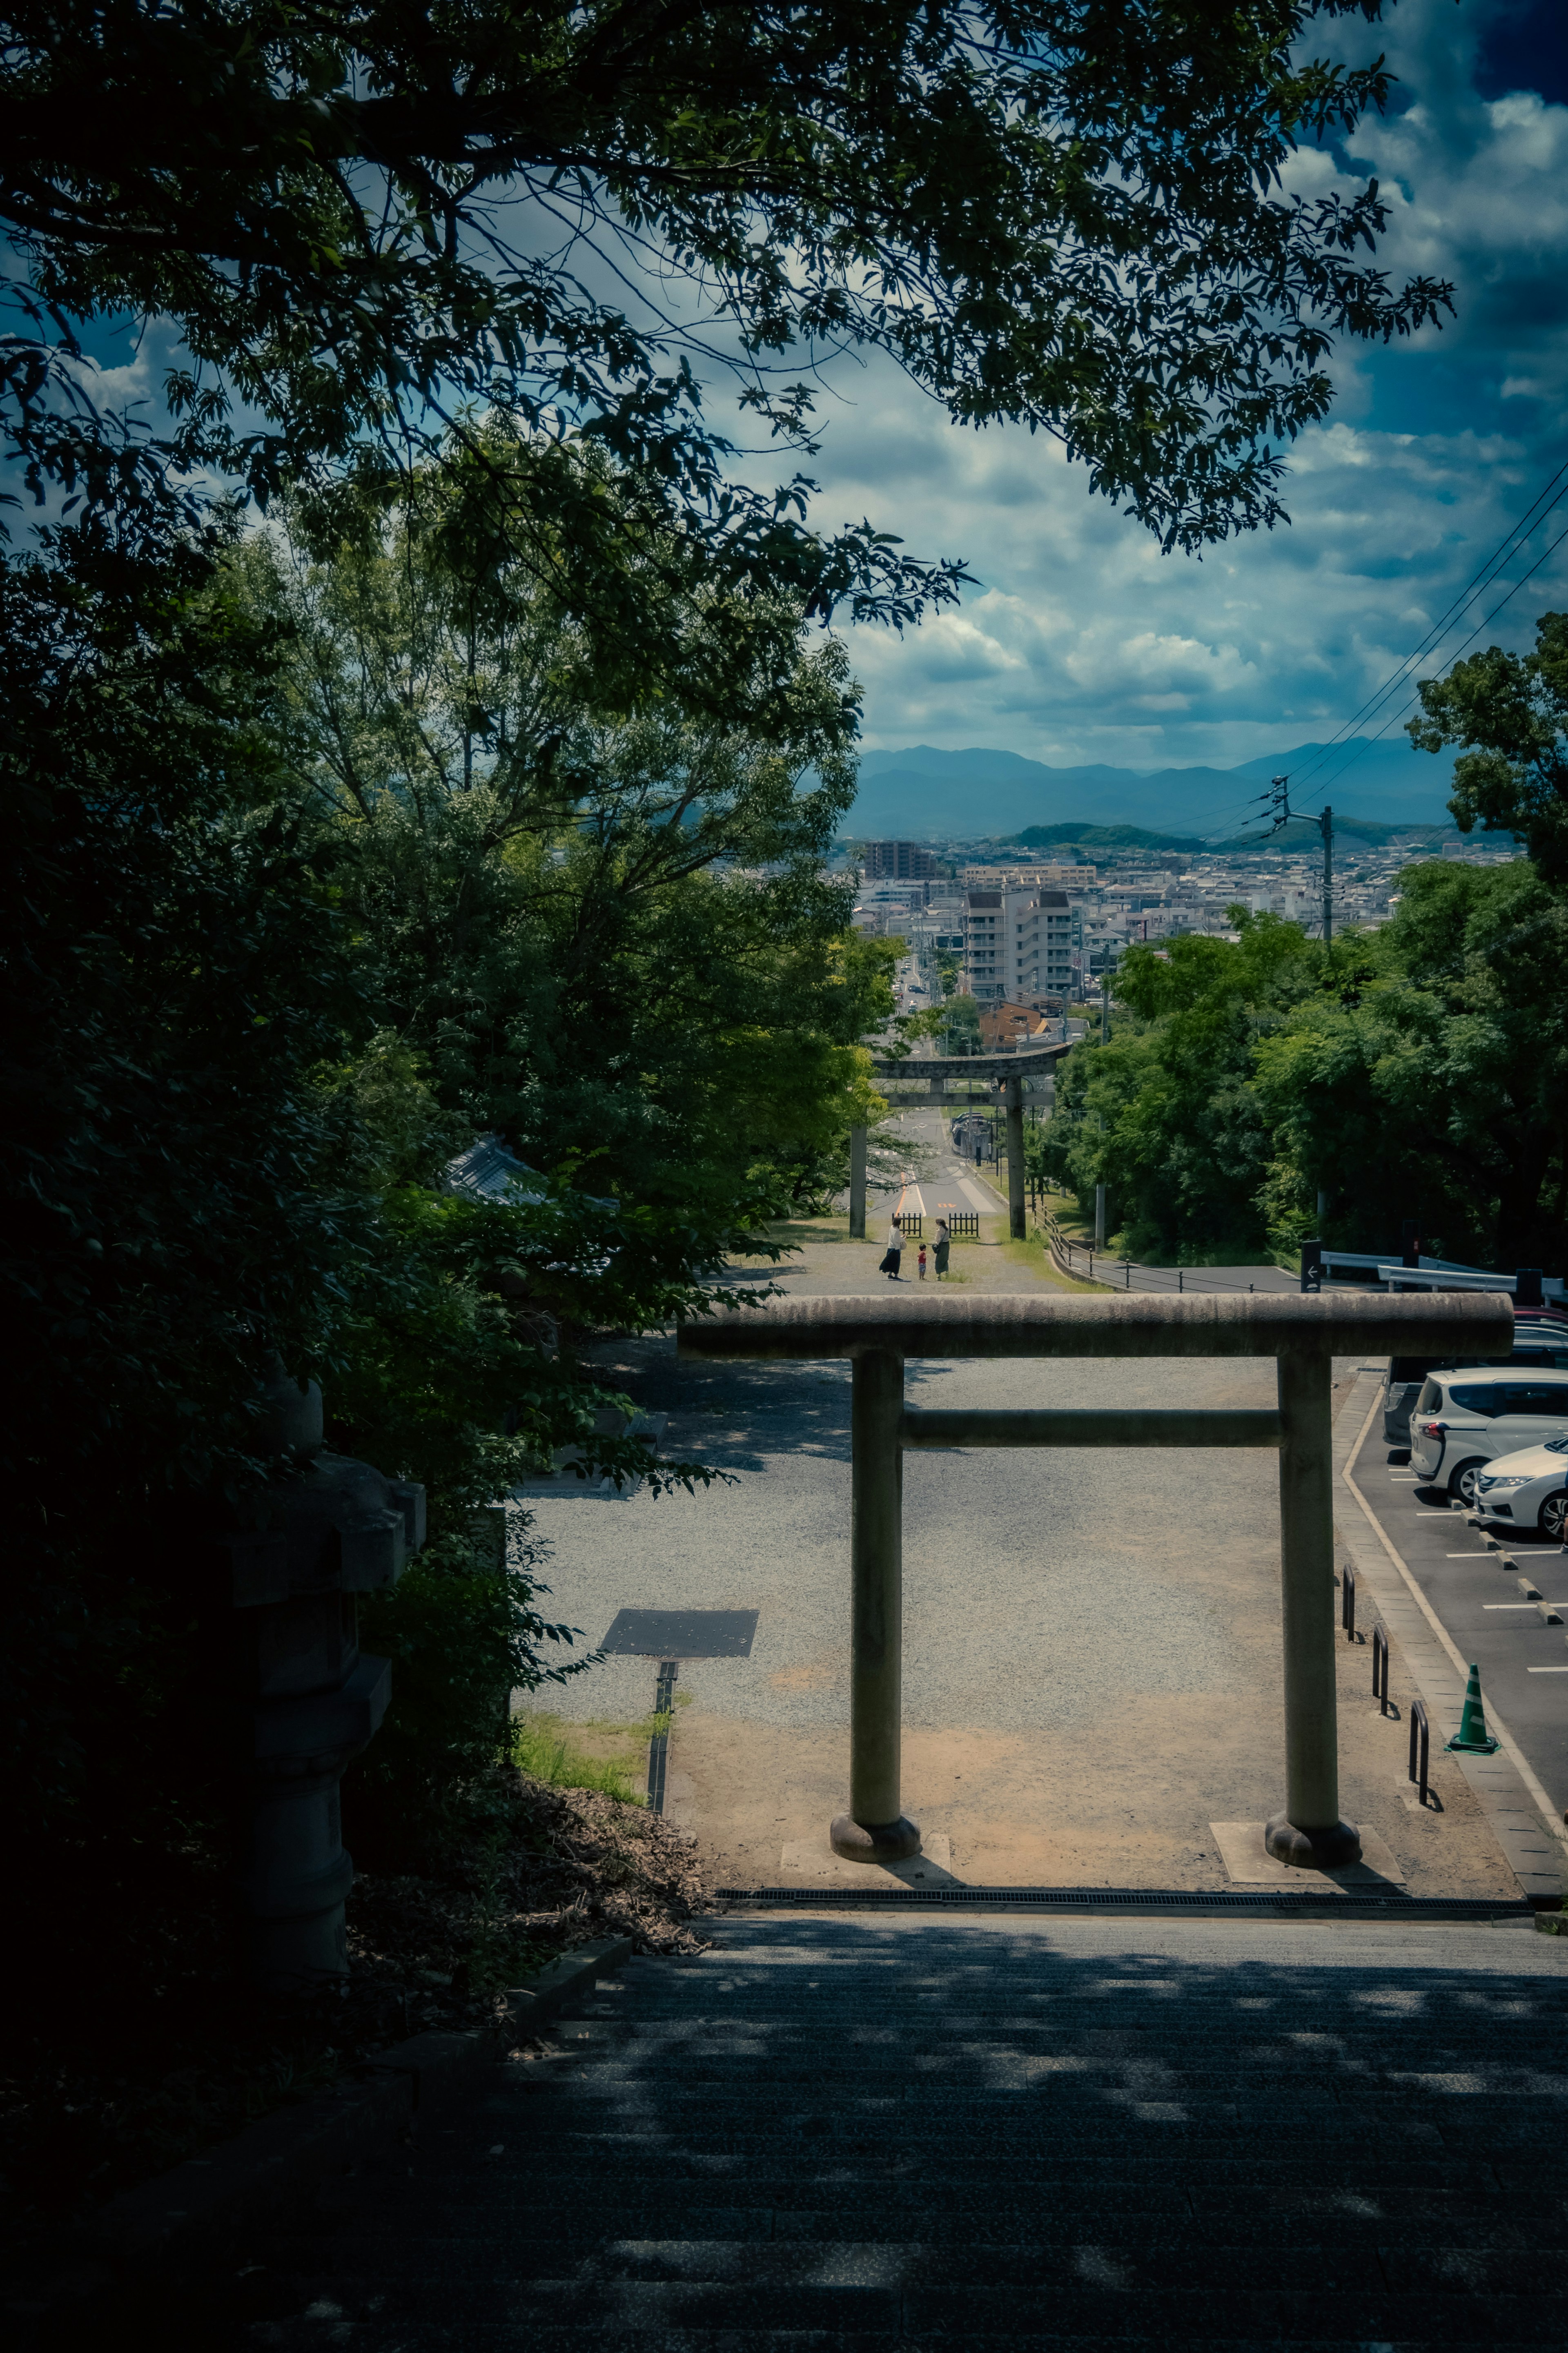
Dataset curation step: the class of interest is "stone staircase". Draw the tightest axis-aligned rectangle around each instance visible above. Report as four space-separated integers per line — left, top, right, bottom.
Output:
178 1911 1568 2347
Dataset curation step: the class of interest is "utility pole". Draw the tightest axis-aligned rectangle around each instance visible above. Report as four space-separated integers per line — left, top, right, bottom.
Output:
1095 972 1109 1248
1320 806 1333 948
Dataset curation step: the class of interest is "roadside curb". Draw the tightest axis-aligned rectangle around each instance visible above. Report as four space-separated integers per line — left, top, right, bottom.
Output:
1334 1369 1568 1904
7 1934 635 2325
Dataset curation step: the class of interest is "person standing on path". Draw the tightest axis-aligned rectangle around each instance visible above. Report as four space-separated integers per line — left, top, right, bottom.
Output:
933 1218 951 1280
917 1240 928 1281
878 1214 904 1280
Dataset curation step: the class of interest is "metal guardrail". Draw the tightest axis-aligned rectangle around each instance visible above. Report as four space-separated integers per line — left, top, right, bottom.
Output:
1043 1206 1279 1296
1043 1208 1107 1286
1372 1622 1392 1717
1341 1562 1357 1644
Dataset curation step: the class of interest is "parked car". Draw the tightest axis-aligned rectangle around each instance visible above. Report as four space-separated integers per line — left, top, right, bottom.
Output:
1383 1314 1568 1447
1408 1368 1568 1504
1471 1439 1568 1540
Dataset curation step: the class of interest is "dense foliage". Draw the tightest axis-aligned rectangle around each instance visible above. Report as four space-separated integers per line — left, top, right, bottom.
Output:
1410 611 1568 883
1 487 895 1883
0 2 1461 2086
237 442 895 1223
1 514 364 1843
1045 864 1568 1270
5 1 1448 614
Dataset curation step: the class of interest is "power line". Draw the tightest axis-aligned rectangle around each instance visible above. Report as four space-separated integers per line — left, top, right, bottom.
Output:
1285 452 1568 801
1291 510 1568 816
1145 452 1568 848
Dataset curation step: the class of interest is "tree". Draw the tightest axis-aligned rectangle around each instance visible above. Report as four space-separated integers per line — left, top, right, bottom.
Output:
1409 613 1568 882
940 994 983 1054
5 2 1451 634
0 511 370 1842
237 444 895 1227
1042 917 1318 1259
1253 862 1568 1268
1039 868 1568 1271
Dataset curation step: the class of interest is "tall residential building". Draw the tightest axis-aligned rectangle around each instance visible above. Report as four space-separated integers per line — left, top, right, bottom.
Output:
963 887 1075 1000
862 839 940 880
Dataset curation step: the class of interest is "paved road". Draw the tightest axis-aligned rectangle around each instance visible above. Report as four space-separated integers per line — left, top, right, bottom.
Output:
1052 1244 1298 1297
508 1151 1556 1892
879 1109 1296 1293
862 1103 1011 1229
1344 1402 1568 1820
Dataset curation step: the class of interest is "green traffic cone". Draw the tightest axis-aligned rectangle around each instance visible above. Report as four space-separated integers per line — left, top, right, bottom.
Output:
1446 1662 1500 1754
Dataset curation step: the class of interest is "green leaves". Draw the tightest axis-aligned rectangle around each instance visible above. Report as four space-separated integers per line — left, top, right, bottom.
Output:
1048 859 1568 1275
238 443 880 1233
1409 614 1568 883
4 2 1445 608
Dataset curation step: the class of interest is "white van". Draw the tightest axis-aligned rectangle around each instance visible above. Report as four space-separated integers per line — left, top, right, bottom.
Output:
1408 1368 1568 1504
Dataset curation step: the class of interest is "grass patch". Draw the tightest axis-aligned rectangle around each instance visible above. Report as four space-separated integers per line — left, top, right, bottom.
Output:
508 1711 653 1805
740 1216 860 1248
1004 1229 1109 1292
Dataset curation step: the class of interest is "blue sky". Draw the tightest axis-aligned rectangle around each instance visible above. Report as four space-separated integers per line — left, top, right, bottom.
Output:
811 0 1568 778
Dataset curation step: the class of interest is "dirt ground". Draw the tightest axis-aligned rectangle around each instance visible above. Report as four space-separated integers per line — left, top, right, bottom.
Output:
653 1337 1518 1900
667 1609 1520 1897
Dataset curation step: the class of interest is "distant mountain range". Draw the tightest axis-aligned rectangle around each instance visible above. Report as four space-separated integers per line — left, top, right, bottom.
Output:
846 738 1462 841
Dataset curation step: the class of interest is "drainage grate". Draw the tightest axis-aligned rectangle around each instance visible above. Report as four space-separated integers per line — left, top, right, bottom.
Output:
602 1607 759 1658
646 1661 677 1812
714 1884 1536 1918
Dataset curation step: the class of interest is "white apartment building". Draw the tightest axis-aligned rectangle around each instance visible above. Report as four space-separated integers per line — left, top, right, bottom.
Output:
963 887 1076 1001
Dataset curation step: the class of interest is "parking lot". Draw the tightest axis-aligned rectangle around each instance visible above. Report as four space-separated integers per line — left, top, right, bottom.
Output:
1346 1414 1568 1820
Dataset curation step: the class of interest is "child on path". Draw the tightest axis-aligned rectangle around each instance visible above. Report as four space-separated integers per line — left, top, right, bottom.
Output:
918 1241 928 1280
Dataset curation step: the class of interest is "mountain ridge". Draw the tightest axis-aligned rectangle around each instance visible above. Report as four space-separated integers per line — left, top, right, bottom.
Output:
848 738 1459 838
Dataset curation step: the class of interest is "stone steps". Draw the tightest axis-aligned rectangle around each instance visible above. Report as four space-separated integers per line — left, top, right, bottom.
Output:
160 1914 1568 2348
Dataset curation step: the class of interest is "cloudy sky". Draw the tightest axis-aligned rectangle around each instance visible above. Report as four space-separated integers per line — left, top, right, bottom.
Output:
804 0 1568 781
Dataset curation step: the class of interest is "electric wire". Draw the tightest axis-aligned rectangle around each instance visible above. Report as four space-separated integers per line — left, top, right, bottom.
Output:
1281 454 1568 798
1096 451 1568 848
1290 510 1568 817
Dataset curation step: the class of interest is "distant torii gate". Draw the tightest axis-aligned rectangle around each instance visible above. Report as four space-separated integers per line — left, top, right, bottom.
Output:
852 1043 1072 1241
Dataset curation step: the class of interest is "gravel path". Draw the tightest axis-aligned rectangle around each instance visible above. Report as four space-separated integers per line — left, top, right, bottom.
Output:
514 1242 1518 1892
519 1235 1368 1743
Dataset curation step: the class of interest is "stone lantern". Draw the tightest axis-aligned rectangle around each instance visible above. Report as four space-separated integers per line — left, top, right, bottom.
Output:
220 1370 425 1992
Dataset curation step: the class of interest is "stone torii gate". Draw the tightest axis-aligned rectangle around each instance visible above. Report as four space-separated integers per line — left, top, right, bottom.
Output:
852 1043 1072 1242
679 1289 1512 1876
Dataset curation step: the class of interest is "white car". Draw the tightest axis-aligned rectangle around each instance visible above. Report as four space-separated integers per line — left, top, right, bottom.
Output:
1472 1439 1568 1541
1409 1367 1568 1506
